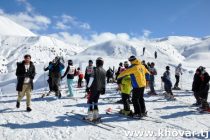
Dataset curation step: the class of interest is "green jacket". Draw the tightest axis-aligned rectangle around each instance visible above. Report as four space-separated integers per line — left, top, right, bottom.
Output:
120 75 132 94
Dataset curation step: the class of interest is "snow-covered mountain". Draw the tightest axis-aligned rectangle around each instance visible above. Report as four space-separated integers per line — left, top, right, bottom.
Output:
0 15 36 36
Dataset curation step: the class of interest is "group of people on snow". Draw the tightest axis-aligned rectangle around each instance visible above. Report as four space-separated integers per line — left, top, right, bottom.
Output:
15 54 210 121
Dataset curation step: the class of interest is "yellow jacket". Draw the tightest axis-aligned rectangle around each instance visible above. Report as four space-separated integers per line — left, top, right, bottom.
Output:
120 75 132 94
118 59 150 88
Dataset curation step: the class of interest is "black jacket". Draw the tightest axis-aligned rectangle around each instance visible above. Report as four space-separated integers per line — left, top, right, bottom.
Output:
90 67 106 92
16 61 36 91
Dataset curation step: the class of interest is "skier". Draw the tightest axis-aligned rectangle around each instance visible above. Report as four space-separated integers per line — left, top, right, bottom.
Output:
197 66 210 111
115 62 123 80
61 60 76 97
106 67 114 83
16 54 36 112
173 63 183 90
154 51 157 59
117 61 132 116
77 67 84 88
192 68 202 106
161 66 175 100
51 56 65 98
118 56 150 118
85 57 106 121
84 60 94 87
42 61 53 97
148 62 157 95
143 47 145 56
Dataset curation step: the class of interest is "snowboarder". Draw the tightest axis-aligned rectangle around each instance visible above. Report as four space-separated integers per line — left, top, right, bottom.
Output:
84 60 94 87
148 62 157 95
173 63 183 90
106 67 114 83
117 61 132 116
16 54 36 112
42 61 53 97
118 56 150 119
161 66 175 100
61 60 76 97
85 57 106 121
77 67 84 88
143 47 145 56
197 66 210 111
154 51 157 59
50 56 65 98
115 62 124 80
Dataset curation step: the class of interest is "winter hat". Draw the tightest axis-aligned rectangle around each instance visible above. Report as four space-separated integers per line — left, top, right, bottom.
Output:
89 60 93 64
166 66 170 70
178 63 182 67
96 57 104 67
128 56 136 62
198 66 206 74
68 60 73 65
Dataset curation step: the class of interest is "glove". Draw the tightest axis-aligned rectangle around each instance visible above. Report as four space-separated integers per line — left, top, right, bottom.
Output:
86 87 90 93
101 88 106 95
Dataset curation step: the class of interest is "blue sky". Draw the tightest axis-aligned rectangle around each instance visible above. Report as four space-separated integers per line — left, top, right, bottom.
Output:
0 0 209 38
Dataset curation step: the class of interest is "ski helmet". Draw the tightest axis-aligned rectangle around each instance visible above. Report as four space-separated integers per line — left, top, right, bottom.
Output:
198 66 206 73
166 66 170 70
68 60 73 65
128 56 136 62
96 57 104 67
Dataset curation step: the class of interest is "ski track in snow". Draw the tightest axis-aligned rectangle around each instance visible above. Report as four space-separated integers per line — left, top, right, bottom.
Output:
0 83 210 140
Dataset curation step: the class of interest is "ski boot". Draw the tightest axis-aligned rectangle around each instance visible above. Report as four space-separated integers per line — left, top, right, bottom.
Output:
16 101 20 108
26 107 32 112
141 111 148 117
84 110 94 121
119 109 133 116
93 110 101 122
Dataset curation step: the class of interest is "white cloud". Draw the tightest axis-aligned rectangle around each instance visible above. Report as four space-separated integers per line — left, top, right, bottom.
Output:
16 0 33 12
7 12 51 31
54 14 91 30
142 29 152 38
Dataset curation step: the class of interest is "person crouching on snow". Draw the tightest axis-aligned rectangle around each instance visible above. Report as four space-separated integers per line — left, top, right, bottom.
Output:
117 61 133 116
85 57 106 121
16 54 36 112
61 60 77 97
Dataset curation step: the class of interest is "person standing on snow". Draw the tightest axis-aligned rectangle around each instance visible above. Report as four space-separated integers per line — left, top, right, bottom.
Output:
148 62 157 95
50 56 65 98
118 56 150 119
61 60 76 97
84 60 94 87
115 62 124 80
117 61 133 116
16 54 36 112
192 68 202 106
154 51 157 59
106 67 114 83
161 66 175 100
173 63 183 90
42 61 53 97
76 67 84 88
197 66 210 111
85 57 106 121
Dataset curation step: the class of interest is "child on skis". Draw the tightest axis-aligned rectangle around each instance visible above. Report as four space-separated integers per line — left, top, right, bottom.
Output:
85 57 106 121
117 56 150 119
61 60 76 97
117 61 133 116
161 66 175 100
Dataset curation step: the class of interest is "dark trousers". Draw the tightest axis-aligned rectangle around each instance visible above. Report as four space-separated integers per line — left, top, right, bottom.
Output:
51 77 61 95
174 75 180 88
78 78 83 87
122 93 130 111
88 91 100 111
194 91 201 104
132 87 146 114
47 77 53 91
200 85 209 100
